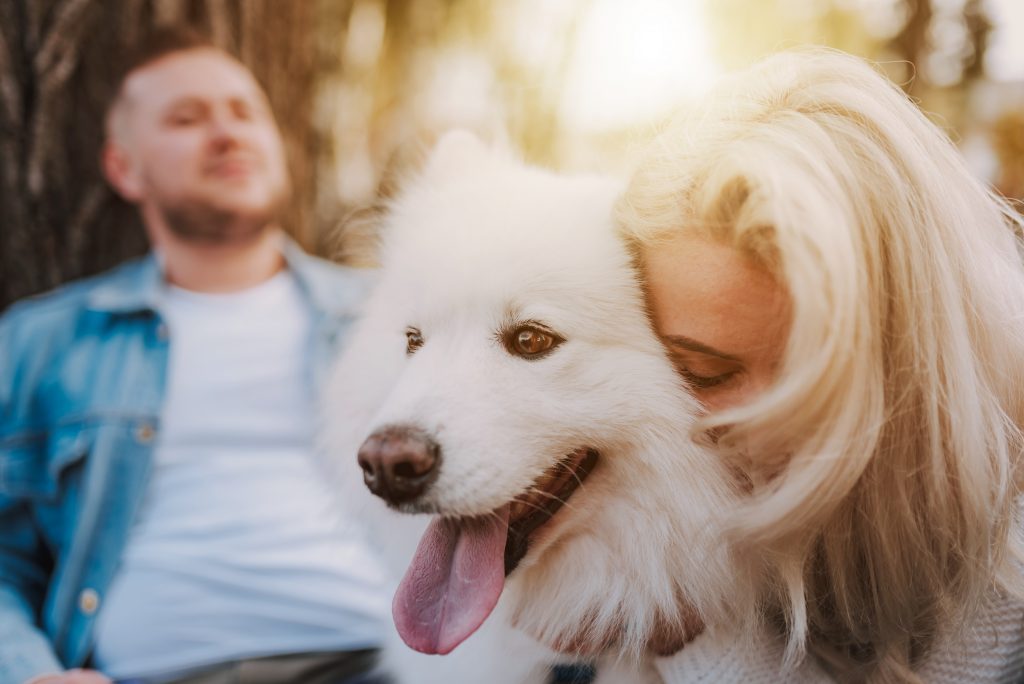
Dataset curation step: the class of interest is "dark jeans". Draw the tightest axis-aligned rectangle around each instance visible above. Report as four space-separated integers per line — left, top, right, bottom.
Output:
548 664 597 684
118 649 388 684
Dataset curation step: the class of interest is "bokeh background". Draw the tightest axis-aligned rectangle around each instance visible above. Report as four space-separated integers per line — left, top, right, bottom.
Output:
1 0 1021 310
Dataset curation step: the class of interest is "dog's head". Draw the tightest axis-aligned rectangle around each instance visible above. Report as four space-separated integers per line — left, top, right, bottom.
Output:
326 132 739 660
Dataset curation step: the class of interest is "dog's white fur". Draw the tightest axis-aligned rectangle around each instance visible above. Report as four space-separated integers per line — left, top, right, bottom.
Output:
321 133 742 682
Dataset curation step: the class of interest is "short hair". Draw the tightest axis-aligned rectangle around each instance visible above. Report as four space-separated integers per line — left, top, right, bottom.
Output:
112 25 217 91
618 48 1024 680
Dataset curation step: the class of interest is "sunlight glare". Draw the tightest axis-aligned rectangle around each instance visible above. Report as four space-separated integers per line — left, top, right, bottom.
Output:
986 0 1024 81
559 0 720 132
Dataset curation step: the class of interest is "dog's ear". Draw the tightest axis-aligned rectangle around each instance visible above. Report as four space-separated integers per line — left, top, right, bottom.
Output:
423 129 492 180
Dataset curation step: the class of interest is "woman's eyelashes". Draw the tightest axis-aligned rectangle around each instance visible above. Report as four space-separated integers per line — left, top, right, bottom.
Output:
678 368 738 389
670 354 742 390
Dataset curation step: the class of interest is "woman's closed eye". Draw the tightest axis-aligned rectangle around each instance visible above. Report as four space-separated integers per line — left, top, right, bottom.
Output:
677 366 738 389
669 352 742 390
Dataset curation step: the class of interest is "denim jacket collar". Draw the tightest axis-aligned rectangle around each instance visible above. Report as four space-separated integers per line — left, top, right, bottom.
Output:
83 234 361 319
84 253 163 314
280 236 369 319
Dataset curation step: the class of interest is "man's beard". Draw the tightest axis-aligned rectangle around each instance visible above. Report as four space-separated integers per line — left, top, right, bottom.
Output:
158 190 288 245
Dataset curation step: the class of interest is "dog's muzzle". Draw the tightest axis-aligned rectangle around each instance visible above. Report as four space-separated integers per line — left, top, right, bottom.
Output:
358 424 442 506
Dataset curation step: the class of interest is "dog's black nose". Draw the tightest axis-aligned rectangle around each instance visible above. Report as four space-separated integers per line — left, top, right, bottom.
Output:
357 425 441 505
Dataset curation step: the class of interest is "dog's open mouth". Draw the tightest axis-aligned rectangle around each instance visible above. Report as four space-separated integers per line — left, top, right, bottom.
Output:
392 448 599 655
504 448 599 575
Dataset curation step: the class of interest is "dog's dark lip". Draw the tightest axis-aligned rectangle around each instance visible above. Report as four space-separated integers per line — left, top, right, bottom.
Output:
503 448 599 576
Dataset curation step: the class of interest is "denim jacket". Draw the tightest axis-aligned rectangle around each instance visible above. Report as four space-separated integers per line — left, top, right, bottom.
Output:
0 240 372 684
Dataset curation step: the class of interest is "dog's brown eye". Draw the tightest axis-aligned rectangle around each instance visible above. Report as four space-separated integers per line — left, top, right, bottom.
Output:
507 325 563 359
406 328 424 355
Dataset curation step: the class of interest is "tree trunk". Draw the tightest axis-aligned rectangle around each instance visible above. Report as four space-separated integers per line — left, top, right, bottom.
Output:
0 0 328 311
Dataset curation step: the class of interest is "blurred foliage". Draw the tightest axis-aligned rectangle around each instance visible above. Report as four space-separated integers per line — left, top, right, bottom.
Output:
318 0 1023 242
992 110 1024 203
705 0 883 71
2 0 1021 304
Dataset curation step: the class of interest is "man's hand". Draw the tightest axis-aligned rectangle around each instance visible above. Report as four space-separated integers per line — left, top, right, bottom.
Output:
26 669 113 684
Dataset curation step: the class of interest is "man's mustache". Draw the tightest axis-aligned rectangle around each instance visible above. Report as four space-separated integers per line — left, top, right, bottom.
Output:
202 150 262 174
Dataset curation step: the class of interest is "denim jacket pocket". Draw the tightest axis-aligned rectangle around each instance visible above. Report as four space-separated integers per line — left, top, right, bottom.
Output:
0 425 91 501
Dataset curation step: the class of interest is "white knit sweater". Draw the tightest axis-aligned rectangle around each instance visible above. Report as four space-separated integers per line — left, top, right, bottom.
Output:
653 592 1024 683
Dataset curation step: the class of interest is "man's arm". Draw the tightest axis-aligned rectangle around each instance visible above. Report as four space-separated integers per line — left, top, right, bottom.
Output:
0 310 66 684
0 502 64 684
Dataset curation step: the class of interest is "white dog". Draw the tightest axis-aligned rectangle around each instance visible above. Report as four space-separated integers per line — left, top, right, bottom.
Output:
321 132 745 683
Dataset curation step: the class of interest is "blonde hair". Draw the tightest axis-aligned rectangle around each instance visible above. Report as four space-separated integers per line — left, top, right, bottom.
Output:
618 48 1024 681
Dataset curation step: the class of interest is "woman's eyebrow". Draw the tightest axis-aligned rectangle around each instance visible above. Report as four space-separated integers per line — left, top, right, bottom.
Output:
659 334 741 362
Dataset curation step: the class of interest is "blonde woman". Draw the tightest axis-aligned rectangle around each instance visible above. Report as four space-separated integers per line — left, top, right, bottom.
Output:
617 49 1024 682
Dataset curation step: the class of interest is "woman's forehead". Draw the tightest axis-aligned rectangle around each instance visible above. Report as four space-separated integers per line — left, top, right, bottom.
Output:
642 236 789 356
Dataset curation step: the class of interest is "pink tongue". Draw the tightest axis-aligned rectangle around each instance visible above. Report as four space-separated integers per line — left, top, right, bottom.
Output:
393 505 510 654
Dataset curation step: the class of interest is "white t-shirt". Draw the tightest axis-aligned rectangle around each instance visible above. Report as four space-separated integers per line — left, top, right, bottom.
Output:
93 271 389 681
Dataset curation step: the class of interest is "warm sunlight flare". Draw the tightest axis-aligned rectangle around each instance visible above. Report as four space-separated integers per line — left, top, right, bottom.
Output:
559 0 720 132
988 0 1024 81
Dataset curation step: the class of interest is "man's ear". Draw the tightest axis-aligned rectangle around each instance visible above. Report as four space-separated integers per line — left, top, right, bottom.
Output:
102 141 143 201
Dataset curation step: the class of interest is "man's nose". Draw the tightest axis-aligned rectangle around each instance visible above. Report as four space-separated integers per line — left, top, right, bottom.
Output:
207 114 244 149
357 425 442 506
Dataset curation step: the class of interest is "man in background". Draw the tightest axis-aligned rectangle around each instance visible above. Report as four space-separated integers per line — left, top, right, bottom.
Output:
0 27 390 684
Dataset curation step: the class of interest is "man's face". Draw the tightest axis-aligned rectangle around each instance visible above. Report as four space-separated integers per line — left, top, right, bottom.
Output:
106 48 290 243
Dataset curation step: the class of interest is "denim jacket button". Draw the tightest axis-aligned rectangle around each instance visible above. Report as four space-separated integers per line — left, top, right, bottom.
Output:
79 588 100 615
136 423 156 443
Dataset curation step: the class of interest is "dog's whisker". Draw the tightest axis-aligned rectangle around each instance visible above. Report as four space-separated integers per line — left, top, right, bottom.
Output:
516 487 583 515
482 508 506 525
512 496 553 517
531 488 580 510
566 467 587 489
